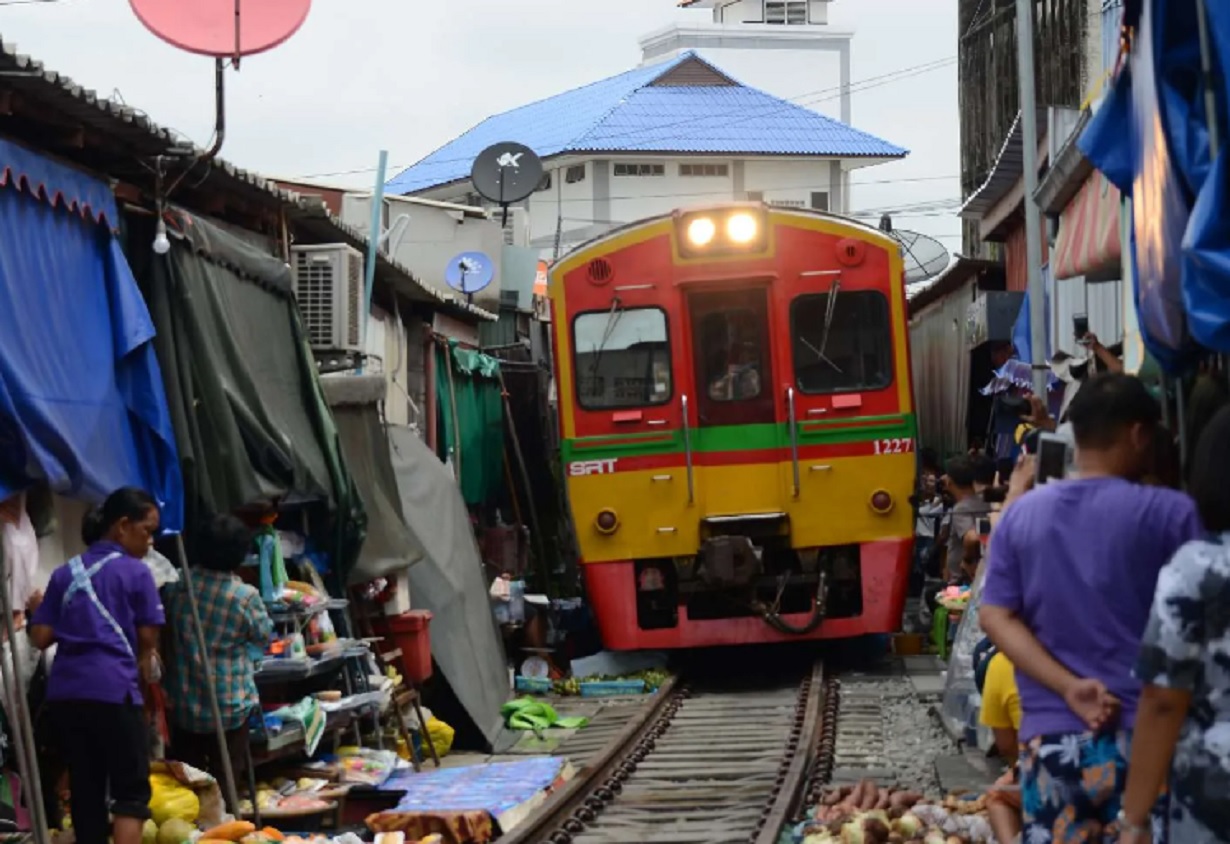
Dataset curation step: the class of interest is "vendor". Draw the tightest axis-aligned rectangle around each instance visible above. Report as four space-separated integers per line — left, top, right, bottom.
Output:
165 514 272 791
27 488 164 844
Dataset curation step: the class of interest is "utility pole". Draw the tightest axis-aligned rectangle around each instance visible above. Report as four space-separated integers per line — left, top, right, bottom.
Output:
1015 0 1048 397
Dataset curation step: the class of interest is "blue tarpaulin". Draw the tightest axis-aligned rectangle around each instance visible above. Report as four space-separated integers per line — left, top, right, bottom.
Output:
1079 0 1229 368
0 138 183 530
1011 269 1053 366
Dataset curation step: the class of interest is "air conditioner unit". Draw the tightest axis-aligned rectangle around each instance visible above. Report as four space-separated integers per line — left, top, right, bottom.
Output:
291 244 365 353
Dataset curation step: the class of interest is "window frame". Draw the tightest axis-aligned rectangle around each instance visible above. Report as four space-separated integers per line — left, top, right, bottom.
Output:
764 0 808 25
565 165 587 184
571 305 674 410
680 163 730 178
810 191 830 211
613 162 667 177
789 289 894 395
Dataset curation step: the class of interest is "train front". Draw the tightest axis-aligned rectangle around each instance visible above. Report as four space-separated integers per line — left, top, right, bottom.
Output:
550 204 916 650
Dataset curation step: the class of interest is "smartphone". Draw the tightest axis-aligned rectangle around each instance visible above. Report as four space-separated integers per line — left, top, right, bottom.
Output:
1073 314 1090 341
977 517 992 537
1035 433 1071 485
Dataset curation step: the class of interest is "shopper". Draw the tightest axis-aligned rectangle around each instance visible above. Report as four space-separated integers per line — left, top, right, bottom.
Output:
26 488 164 844
1119 405 1230 844
165 514 272 788
940 456 983 585
979 373 1203 843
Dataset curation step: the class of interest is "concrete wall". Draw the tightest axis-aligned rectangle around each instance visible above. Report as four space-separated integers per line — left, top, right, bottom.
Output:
513 156 841 258
341 195 505 313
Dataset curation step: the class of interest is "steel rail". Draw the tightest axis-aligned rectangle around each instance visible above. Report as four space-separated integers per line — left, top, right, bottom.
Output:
503 662 826 844
500 674 683 844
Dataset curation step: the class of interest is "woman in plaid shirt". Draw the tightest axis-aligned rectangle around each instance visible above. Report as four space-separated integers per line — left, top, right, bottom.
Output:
164 515 273 787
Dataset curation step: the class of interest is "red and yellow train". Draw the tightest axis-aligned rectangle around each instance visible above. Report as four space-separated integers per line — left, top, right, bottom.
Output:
549 204 917 650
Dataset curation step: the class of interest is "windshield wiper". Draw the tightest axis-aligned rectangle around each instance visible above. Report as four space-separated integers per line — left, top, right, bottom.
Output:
805 278 843 373
588 297 625 385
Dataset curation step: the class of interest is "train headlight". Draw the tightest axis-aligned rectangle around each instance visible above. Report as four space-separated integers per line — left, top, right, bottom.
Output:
595 508 620 535
687 217 717 247
869 490 894 514
726 213 758 244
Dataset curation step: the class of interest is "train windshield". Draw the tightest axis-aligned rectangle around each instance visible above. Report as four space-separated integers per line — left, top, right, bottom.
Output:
790 290 892 394
573 307 672 409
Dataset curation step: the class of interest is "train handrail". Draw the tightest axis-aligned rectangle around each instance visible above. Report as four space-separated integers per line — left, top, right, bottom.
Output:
787 387 800 498
681 393 695 504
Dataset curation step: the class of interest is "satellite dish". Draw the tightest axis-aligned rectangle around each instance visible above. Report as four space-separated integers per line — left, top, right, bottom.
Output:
471 143 543 225
887 229 950 285
129 0 312 57
445 252 495 305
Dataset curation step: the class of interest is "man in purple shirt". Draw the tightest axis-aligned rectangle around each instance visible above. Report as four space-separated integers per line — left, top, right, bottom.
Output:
980 374 1202 843
27 488 164 844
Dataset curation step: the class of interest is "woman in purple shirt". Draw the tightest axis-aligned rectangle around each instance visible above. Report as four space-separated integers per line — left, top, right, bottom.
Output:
26 488 164 844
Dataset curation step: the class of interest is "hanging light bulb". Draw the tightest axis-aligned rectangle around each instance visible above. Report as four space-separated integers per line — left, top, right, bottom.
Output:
152 218 170 255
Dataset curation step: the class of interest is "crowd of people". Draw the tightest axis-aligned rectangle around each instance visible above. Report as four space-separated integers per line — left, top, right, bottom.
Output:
926 372 1230 844
21 496 272 844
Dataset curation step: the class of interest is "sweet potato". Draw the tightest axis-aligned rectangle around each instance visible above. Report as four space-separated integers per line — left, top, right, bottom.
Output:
859 780 879 810
846 780 866 809
889 791 922 811
873 788 892 811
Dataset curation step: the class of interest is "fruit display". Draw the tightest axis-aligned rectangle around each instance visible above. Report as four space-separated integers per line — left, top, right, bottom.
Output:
551 668 670 696
791 781 994 844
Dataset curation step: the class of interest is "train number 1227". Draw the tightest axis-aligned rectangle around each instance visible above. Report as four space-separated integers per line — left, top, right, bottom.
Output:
873 438 914 455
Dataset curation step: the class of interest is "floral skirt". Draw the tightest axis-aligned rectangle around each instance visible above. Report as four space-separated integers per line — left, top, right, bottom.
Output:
1020 731 1167 844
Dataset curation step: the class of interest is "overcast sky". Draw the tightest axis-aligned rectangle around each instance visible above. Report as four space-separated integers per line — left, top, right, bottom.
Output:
3 0 960 250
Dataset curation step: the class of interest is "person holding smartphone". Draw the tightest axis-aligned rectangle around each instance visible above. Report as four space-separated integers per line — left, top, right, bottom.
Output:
979 374 1203 842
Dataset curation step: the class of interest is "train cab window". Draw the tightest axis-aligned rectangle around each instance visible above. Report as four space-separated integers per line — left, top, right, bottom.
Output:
791 290 892 394
573 307 672 409
697 309 764 402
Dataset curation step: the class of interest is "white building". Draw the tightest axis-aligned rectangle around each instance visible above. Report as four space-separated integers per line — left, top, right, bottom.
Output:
386 51 904 258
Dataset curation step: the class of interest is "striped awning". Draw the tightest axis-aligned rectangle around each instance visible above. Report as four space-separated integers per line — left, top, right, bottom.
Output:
1053 170 1122 280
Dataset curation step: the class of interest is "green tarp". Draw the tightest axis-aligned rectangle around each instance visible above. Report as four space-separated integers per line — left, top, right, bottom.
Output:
127 210 364 579
435 340 503 506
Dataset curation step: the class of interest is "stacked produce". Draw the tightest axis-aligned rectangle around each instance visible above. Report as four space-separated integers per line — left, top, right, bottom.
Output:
792 781 993 844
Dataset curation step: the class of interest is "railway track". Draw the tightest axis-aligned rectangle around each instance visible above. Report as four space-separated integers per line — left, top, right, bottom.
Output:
503 661 828 844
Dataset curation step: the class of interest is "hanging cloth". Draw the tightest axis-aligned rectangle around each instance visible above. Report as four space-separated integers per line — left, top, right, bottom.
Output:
256 526 287 603
0 496 38 614
61 553 130 657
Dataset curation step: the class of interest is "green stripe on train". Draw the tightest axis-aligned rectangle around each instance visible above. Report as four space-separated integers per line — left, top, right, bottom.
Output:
561 414 917 462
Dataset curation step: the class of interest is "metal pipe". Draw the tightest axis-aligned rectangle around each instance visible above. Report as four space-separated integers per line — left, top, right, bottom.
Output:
0 543 49 844
360 151 389 375
174 534 242 814
681 394 694 504
1015 0 1049 397
787 387 800 498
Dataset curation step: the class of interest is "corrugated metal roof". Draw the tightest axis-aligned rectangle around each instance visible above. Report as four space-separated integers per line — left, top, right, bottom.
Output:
959 107 1048 221
387 52 906 195
0 36 494 322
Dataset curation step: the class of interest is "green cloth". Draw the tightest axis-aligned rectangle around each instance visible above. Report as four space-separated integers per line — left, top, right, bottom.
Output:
931 607 950 660
435 340 504 505
500 697 589 738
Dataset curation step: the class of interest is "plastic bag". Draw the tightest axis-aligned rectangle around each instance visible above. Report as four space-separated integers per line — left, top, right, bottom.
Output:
424 717 454 758
148 774 199 826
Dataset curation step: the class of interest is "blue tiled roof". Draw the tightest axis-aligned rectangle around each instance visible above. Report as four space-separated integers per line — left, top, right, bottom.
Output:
387 52 907 195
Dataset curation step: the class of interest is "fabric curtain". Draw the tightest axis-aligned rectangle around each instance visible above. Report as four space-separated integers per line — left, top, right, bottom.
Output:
128 210 363 573
434 342 504 506
323 376 425 585
0 139 182 529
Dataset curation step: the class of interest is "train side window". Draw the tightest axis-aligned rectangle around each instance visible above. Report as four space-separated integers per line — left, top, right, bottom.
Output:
573 307 672 409
697 309 764 403
791 290 892 394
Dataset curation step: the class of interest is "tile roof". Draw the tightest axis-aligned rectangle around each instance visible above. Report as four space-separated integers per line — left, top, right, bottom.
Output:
0 36 493 322
387 52 906 195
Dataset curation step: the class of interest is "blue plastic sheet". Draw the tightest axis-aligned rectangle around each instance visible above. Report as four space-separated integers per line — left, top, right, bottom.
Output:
1080 0 1230 365
0 139 182 530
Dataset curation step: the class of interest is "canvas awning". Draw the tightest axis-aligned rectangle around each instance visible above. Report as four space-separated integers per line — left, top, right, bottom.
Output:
321 376 425 584
0 137 182 527
387 424 508 749
128 208 363 572
1052 171 1122 281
